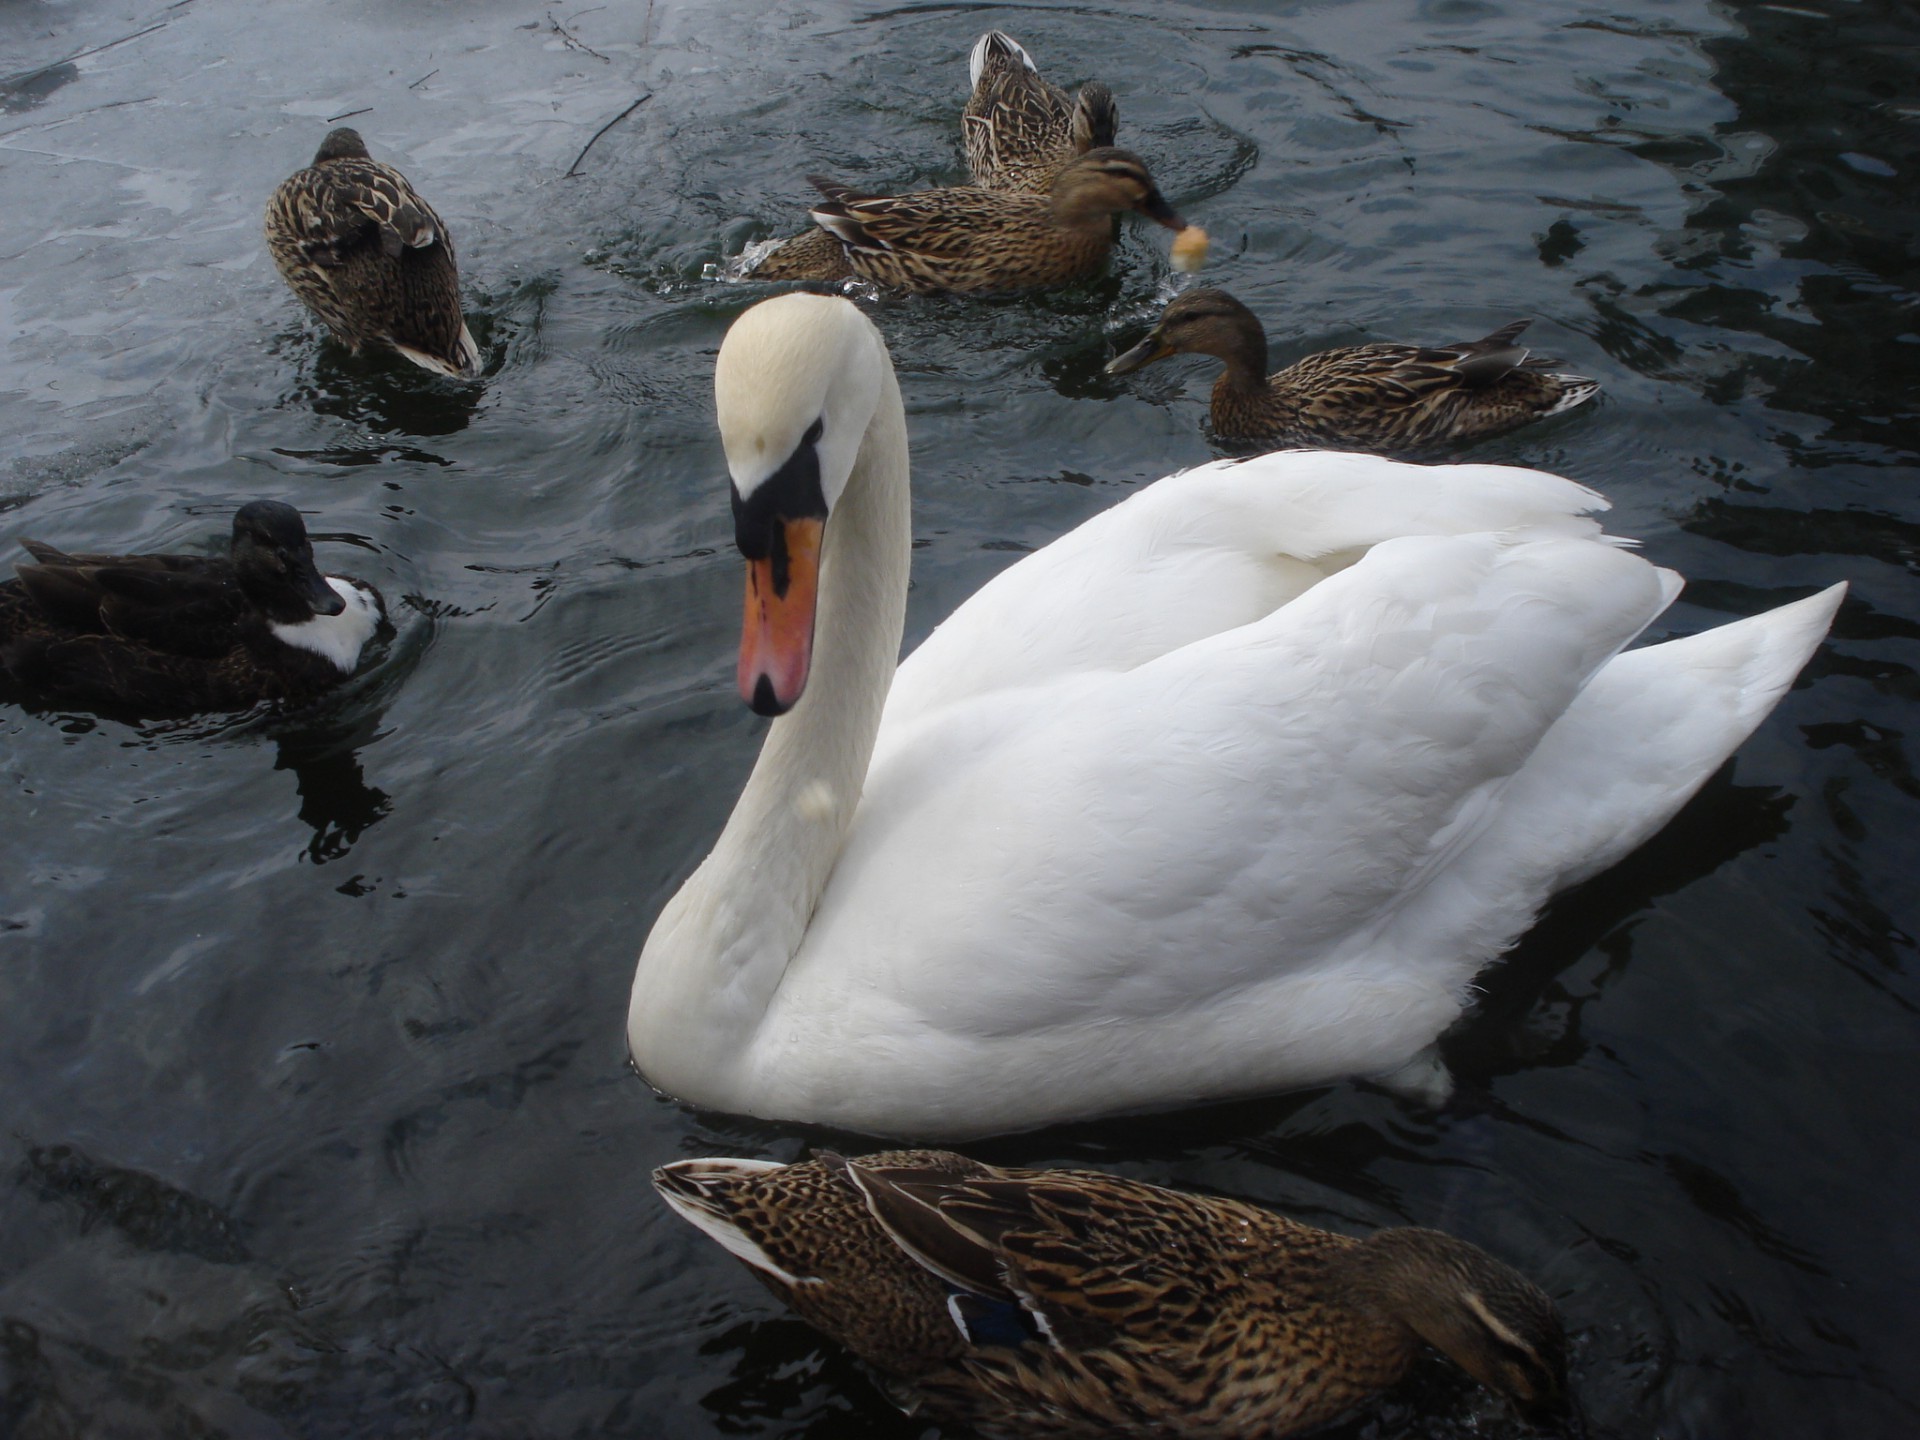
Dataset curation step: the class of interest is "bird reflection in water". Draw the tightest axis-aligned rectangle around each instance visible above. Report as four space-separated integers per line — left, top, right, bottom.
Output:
273 718 391 864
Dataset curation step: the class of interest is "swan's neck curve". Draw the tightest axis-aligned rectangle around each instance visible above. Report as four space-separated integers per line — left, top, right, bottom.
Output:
629 364 910 1106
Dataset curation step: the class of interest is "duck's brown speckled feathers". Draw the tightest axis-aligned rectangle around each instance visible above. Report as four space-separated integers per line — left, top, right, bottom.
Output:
1108 288 1599 454
963 30 1118 194
0 502 385 720
265 128 480 378
655 1150 1572 1440
751 32 1116 283
764 148 1184 296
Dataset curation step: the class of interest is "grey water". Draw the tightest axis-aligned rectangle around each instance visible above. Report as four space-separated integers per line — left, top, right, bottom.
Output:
0 0 1915 1436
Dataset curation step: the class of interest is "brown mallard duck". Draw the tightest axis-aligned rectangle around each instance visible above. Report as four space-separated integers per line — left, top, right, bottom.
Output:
754 148 1191 295
1107 288 1599 453
964 30 1118 194
265 128 480 378
657 1149 1572 1440
750 31 1117 283
0 501 386 718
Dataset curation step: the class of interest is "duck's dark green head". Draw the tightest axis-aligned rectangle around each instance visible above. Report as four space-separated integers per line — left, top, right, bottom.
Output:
1341 1227 1573 1424
1106 288 1268 379
313 127 371 165
231 501 345 623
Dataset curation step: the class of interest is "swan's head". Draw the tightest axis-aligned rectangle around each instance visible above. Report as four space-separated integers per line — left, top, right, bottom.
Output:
716 293 889 717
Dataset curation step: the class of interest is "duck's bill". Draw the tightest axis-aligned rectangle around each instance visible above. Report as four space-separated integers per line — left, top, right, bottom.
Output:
1137 189 1188 232
738 517 823 716
1105 332 1175 376
298 562 347 616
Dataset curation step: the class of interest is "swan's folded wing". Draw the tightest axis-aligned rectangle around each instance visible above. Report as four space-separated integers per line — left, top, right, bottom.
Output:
880 450 1618 733
780 527 1675 1131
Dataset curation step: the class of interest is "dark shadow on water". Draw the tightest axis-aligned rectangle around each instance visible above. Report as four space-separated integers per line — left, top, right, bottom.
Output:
270 303 518 445
1446 764 1795 1085
17 1139 250 1264
699 1317 926 1440
0 61 80 114
272 724 392 866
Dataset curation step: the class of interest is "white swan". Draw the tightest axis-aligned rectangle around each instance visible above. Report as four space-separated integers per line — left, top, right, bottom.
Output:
629 292 1844 1140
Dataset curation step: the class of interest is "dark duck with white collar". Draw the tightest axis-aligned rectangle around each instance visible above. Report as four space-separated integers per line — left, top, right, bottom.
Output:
0 500 386 718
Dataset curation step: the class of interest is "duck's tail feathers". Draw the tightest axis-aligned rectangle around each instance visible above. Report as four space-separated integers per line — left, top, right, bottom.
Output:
653 1159 821 1287
811 198 890 254
969 30 1037 89
1072 82 1119 152
1539 374 1600 416
390 321 481 380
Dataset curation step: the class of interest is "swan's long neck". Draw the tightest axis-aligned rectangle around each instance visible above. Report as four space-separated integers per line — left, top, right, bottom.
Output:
630 365 910 1103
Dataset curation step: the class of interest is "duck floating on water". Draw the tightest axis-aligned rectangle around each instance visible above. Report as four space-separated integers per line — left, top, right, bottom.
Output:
963 30 1119 194
1108 288 1598 452
0 501 385 718
750 29 1119 284
626 292 1843 1140
656 1149 1572 1439
753 148 1194 294
265 127 481 379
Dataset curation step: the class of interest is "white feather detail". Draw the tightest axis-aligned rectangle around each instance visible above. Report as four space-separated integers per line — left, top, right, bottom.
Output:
270 579 381 672
968 30 1037 89
654 1161 821 1288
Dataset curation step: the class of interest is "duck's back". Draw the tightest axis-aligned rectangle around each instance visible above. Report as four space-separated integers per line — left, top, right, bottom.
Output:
1 553 374 718
266 155 470 370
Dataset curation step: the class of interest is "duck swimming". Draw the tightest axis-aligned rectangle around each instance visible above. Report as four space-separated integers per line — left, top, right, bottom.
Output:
963 30 1119 194
627 292 1843 1140
265 127 481 378
657 1149 1570 1440
0 501 385 719
749 30 1118 284
1107 288 1598 452
754 148 1191 295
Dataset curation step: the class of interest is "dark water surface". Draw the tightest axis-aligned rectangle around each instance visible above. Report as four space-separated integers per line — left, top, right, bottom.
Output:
1 1 1916 1436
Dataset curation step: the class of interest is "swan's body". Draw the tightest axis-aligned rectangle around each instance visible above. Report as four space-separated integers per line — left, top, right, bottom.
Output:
629 293 1844 1140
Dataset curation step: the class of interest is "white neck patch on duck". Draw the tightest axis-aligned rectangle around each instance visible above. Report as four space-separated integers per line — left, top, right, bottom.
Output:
270 578 382 672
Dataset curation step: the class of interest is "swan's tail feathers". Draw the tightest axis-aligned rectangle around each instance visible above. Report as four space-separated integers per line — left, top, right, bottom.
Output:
1457 582 1847 906
653 1158 823 1288
969 30 1037 88
1369 1043 1454 1106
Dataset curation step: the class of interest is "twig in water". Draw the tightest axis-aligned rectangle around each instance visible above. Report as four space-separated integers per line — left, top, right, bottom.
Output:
547 9 610 62
4 20 169 89
564 92 650 178
326 106 373 124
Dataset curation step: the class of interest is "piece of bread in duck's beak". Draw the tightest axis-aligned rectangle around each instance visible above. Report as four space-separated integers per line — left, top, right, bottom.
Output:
1171 225 1209 273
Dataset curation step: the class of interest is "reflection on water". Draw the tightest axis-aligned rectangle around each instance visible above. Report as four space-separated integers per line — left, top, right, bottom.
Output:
274 730 392 864
0 0 1916 1436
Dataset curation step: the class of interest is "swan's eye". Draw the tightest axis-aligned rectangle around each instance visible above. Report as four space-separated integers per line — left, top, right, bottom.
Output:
732 415 828 561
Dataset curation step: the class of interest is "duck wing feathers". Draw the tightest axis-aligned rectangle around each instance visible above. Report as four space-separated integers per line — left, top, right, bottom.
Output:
844 1158 1299 1354
281 157 449 267
14 553 243 656
809 180 1020 262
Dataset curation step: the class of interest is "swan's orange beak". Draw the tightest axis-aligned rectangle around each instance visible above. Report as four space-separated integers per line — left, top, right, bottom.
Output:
738 516 823 717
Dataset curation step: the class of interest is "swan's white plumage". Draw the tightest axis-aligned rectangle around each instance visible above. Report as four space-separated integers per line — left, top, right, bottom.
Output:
630 295 1844 1140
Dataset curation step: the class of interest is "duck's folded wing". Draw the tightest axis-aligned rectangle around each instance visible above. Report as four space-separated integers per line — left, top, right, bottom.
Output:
881 450 1618 732
299 163 444 265
848 1159 1251 1353
84 568 241 656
